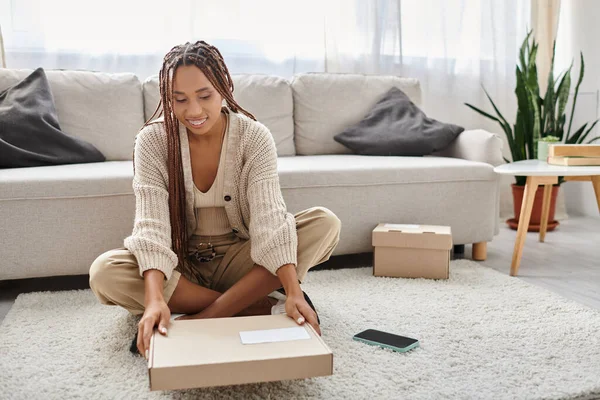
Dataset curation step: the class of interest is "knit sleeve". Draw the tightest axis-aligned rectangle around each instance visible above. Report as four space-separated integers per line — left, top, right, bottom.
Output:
123 124 178 281
246 124 298 276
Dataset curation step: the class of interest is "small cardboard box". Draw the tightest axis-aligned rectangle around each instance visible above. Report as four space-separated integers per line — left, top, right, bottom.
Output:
372 223 452 279
148 314 333 391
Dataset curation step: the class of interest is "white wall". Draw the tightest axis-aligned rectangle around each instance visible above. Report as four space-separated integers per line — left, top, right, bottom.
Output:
556 0 600 217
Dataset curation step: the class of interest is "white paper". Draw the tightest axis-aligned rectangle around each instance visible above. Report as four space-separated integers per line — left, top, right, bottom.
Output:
239 327 311 344
384 223 420 230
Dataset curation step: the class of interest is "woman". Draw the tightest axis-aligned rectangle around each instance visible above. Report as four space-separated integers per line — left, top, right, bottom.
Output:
89 40 341 359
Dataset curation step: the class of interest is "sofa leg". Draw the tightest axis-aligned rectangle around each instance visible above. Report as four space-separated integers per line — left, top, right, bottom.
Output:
472 242 487 261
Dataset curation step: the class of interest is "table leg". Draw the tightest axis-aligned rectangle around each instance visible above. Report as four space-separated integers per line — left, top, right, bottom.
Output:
510 176 558 276
539 184 553 243
510 177 538 276
592 176 600 213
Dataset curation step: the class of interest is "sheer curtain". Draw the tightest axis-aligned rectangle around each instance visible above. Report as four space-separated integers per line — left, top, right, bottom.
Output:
1 0 534 218
1 0 530 131
0 0 327 78
554 0 600 217
0 23 5 67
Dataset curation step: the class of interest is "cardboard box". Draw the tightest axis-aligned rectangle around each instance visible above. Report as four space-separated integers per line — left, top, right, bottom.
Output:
148 314 333 391
372 223 452 279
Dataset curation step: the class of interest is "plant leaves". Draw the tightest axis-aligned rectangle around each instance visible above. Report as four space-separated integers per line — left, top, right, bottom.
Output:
566 123 587 144
464 103 501 123
555 68 571 129
515 66 533 158
543 41 556 133
519 31 532 71
566 53 585 140
465 31 596 163
465 99 517 160
514 113 527 161
577 119 599 144
552 64 571 140
482 86 512 134
527 87 541 158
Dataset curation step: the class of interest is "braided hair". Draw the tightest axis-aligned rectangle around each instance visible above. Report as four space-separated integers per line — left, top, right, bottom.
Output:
135 40 256 279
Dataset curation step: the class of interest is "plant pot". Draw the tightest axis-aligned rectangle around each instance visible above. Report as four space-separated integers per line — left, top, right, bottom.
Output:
507 184 560 232
537 141 551 161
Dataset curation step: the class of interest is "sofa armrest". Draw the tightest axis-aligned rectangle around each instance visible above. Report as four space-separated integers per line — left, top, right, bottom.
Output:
434 129 504 237
433 129 504 166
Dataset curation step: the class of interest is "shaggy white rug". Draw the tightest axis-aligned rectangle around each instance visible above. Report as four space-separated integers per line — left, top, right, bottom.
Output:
1 260 600 400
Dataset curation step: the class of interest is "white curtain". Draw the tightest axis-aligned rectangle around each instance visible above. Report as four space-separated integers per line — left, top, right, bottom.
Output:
1 0 530 128
0 0 328 78
554 0 600 217
1 0 535 218
0 23 5 67
532 0 562 93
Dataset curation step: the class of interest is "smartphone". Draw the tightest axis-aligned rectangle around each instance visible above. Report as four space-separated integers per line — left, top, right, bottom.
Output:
353 329 419 353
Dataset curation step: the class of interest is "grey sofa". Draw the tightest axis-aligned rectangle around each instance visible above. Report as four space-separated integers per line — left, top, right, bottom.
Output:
0 69 503 281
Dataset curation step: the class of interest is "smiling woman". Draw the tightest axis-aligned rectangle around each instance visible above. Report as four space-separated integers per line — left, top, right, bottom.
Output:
88 40 342 359
172 67 224 140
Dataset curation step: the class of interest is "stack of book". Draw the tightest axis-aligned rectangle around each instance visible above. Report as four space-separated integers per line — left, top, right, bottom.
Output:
547 144 600 166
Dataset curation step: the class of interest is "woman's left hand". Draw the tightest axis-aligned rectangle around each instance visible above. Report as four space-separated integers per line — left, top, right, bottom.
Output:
285 293 321 336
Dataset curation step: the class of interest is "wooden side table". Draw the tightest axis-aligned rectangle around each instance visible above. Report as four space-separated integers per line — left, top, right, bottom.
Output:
494 160 600 276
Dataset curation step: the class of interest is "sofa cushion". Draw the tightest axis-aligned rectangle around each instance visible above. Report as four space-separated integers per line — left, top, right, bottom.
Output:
0 162 136 280
0 69 144 161
143 74 295 156
291 73 422 155
0 68 105 168
0 161 133 200
276 155 498 254
277 154 495 189
333 87 464 156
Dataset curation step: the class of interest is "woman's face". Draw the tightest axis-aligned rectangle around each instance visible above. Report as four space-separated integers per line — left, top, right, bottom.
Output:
171 65 224 139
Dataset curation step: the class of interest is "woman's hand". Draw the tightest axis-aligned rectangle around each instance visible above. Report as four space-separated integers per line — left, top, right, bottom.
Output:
137 299 170 359
285 293 321 336
276 264 321 335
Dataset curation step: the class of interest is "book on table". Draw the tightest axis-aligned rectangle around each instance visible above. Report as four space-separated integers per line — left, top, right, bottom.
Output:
547 156 600 166
547 144 600 158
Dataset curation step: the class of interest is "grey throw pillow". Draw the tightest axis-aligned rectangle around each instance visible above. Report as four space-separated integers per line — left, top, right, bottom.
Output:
0 67 105 168
333 87 464 156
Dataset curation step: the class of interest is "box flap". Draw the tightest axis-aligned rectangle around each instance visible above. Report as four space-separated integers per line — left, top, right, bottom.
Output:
372 223 452 250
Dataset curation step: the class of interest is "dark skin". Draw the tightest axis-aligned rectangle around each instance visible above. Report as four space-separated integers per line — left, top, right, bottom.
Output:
136 65 320 359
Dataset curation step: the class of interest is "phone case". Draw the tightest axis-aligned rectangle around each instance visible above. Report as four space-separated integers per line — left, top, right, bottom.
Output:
352 335 420 353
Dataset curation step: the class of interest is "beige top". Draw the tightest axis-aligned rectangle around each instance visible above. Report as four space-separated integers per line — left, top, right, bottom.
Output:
192 116 231 237
124 107 298 280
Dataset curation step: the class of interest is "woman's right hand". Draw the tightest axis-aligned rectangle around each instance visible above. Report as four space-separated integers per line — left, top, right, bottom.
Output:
137 299 170 359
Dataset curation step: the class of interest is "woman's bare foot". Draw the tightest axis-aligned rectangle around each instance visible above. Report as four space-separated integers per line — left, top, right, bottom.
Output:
176 296 277 320
236 296 278 316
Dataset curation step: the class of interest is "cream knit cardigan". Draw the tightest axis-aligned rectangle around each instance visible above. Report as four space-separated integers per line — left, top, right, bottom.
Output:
123 108 298 280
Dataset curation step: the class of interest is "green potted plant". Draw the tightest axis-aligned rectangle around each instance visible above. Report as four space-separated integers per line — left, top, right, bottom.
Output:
465 30 599 232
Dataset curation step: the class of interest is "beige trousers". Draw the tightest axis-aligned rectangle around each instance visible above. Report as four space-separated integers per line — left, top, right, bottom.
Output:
89 206 341 315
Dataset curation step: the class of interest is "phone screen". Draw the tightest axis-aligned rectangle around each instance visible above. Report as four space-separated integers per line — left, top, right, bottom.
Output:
354 329 418 348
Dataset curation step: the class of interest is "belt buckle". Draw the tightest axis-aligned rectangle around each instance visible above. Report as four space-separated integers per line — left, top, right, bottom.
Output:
191 242 216 263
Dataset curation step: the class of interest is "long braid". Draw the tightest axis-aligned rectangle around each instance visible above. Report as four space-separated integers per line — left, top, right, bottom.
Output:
133 40 256 278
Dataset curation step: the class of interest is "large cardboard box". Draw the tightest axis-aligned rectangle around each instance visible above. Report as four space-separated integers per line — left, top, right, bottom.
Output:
372 223 452 279
148 314 333 391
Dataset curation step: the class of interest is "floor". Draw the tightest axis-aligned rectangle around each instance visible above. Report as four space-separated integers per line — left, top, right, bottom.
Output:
1 215 599 324
482 214 600 310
